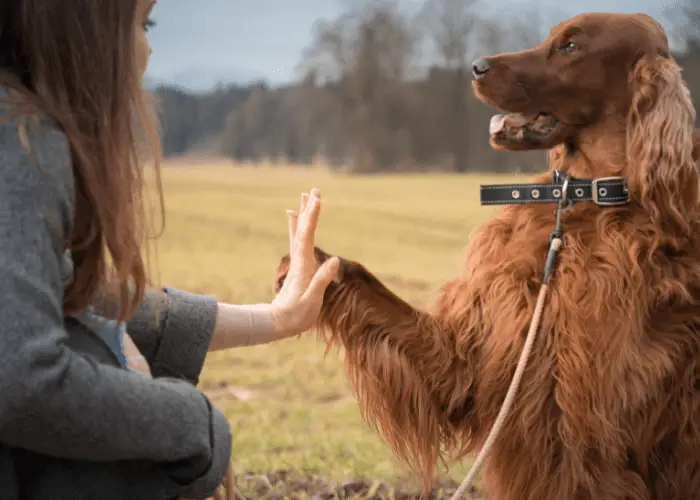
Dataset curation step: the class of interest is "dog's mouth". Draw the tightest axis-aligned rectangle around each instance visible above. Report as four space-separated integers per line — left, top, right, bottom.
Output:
489 112 560 141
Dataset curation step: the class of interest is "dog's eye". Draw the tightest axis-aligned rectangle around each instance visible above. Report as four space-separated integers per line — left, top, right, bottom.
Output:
559 41 579 53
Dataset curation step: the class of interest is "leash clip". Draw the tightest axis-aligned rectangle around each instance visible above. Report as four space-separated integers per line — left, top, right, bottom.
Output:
548 207 564 244
544 206 564 283
544 173 569 282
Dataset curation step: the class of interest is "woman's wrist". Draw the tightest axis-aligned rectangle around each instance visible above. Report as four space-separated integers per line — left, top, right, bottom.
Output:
208 302 284 351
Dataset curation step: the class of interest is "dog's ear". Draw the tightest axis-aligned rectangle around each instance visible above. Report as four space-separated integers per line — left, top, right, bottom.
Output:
627 55 698 239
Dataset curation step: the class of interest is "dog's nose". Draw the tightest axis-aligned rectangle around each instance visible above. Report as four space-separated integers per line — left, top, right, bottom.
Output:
472 58 491 79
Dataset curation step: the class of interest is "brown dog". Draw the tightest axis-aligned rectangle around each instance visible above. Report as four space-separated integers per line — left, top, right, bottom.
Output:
275 13 700 500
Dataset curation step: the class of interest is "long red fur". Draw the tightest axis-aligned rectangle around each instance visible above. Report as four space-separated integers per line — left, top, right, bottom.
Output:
275 13 700 500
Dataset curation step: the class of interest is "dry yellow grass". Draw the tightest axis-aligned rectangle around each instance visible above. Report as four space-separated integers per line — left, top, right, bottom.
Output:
148 162 525 491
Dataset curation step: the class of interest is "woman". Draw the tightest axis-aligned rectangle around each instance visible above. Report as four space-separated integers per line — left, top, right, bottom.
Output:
0 1 339 499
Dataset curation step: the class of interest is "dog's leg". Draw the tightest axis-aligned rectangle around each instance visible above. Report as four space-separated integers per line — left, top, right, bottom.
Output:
274 247 479 493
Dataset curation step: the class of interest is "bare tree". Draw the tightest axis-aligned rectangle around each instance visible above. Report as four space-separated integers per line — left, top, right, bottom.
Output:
299 0 418 172
418 0 481 172
419 0 479 68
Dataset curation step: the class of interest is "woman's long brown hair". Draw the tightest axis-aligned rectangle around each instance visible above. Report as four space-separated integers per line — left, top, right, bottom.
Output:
0 0 163 322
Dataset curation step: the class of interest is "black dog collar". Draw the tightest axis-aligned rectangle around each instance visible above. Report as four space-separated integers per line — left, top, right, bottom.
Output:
480 171 629 207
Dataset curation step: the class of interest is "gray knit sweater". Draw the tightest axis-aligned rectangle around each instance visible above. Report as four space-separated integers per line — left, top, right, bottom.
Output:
0 99 231 500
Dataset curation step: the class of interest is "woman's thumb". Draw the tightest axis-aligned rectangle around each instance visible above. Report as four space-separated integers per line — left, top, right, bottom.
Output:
304 256 340 301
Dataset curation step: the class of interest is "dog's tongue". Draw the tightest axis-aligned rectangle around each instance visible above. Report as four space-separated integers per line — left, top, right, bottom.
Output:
489 114 506 136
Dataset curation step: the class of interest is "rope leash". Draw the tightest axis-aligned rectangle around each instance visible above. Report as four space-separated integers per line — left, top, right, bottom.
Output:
450 173 580 500
450 239 561 500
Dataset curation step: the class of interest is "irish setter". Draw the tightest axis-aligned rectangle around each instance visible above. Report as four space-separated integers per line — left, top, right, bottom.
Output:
275 13 700 500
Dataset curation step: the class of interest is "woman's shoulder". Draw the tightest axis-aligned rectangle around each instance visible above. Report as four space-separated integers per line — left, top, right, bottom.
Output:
0 86 75 241
0 85 71 164
0 86 74 198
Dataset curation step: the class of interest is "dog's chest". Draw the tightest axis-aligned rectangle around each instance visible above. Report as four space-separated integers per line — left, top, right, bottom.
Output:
476 222 672 441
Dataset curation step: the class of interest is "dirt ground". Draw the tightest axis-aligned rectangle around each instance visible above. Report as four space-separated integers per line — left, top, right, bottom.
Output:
230 469 484 499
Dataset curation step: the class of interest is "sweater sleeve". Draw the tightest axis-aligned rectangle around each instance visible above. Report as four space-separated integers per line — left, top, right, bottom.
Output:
88 280 219 385
0 113 230 499
124 287 218 385
124 292 281 381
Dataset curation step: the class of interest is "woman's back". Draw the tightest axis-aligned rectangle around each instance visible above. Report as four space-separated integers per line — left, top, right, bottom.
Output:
0 2 341 498
0 102 232 499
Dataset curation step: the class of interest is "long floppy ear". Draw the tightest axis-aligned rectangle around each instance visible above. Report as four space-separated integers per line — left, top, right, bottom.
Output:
627 55 698 240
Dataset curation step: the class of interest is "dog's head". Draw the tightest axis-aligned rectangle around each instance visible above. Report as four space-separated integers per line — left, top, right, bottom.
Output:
471 12 682 150
473 12 698 234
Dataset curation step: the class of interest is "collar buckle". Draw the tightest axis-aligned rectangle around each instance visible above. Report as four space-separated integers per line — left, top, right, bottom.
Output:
591 176 628 206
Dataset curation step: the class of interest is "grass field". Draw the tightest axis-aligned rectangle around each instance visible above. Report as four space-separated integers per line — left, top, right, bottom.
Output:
150 162 525 497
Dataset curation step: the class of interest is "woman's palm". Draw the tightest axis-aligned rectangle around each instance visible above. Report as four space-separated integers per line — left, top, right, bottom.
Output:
271 189 338 337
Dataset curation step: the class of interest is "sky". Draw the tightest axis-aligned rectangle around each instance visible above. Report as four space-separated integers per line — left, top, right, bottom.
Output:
145 0 688 91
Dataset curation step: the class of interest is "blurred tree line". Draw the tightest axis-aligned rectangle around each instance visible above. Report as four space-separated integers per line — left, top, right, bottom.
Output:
153 0 700 173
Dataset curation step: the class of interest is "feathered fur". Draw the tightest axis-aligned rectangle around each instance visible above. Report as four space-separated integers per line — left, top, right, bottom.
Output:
275 13 700 499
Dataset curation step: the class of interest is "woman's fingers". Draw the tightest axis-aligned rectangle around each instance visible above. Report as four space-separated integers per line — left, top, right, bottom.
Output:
292 190 313 252
287 209 298 254
286 189 312 265
300 192 309 215
286 188 321 286
294 190 321 262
